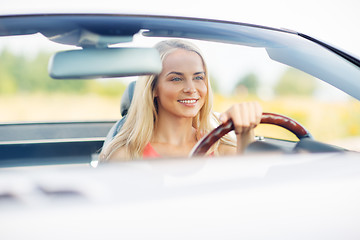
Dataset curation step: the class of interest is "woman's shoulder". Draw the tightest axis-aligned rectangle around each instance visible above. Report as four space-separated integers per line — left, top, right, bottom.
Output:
101 146 128 162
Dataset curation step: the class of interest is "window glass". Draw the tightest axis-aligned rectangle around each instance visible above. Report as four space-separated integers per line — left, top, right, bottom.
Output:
1 33 359 151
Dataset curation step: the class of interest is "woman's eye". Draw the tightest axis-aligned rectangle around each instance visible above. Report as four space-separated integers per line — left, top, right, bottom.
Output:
171 77 182 81
194 75 204 80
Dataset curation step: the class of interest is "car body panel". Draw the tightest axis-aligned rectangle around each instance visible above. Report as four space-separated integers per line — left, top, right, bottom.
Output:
0 121 114 167
1 153 360 239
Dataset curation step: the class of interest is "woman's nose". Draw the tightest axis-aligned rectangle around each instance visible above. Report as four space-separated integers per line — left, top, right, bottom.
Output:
183 80 196 93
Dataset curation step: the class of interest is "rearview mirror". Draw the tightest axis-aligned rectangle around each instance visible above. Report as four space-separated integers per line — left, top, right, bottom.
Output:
49 48 162 79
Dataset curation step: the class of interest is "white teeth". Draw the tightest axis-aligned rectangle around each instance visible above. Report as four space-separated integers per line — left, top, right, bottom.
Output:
179 99 197 104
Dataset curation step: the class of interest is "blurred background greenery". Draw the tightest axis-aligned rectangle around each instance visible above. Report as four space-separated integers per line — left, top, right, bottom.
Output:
0 49 127 96
1 48 359 150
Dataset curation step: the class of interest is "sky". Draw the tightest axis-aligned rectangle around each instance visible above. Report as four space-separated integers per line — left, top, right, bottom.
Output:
1 0 360 57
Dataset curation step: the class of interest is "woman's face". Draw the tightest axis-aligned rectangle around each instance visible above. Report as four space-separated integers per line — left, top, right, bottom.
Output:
155 49 207 119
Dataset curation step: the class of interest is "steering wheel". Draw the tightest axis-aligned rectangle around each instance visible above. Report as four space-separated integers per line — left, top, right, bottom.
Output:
190 112 313 156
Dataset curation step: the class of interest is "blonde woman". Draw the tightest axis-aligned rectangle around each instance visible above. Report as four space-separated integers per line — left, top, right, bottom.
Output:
100 39 262 161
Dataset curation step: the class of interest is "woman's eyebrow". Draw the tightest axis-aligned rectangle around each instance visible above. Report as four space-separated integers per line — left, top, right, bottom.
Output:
166 71 205 76
194 71 205 75
167 71 184 76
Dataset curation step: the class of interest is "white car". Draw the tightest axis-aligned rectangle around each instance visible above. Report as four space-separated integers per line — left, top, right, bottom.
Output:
0 13 359 239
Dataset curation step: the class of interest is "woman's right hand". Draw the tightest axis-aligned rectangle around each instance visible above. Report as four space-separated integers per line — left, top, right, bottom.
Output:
219 101 262 153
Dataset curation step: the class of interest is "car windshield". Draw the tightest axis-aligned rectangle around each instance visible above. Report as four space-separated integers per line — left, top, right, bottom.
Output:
0 15 359 154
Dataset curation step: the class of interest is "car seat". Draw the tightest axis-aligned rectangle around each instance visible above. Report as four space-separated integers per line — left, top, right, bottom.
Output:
102 81 136 148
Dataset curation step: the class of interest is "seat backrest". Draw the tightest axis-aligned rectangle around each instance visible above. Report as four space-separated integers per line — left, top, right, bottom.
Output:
120 81 136 117
102 81 136 148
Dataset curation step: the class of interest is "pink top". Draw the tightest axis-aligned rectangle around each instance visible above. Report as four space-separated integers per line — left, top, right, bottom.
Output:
143 143 161 158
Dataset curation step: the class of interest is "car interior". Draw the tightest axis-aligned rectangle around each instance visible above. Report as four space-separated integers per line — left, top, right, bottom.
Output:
0 14 358 168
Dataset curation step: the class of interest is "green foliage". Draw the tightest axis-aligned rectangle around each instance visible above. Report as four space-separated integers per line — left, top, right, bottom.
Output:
0 50 90 93
88 80 127 97
234 72 259 96
0 69 17 94
0 50 19 94
274 68 317 96
0 48 127 96
209 74 219 93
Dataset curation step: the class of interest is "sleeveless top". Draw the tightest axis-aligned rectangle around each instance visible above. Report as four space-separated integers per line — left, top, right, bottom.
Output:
142 143 214 158
142 143 161 158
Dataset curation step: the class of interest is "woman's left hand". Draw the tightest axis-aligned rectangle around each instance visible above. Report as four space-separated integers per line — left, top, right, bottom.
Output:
219 101 262 153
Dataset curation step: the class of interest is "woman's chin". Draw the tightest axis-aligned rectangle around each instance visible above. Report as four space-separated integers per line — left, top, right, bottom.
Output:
178 110 200 119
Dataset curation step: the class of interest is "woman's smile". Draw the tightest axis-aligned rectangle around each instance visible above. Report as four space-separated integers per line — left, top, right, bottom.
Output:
177 98 199 106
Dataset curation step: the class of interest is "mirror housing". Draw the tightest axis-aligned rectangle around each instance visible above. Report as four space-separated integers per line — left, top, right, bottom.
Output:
49 48 162 79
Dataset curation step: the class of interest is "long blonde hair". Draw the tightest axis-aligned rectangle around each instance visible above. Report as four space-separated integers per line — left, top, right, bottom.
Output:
101 39 234 161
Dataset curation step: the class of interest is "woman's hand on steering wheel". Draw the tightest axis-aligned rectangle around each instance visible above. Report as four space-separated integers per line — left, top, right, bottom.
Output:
219 102 263 153
190 111 313 157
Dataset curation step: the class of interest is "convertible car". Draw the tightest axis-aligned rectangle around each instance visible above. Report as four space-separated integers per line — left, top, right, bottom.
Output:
0 13 360 239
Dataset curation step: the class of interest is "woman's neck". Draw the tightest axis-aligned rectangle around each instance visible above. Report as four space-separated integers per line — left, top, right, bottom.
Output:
152 111 196 146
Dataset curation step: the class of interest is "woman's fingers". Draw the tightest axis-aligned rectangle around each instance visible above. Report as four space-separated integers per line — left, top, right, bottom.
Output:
220 102 262 135
254 101 263 126
219 112 229 123
232 104 244 134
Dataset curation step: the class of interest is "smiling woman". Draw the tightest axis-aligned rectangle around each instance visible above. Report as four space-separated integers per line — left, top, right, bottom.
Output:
100 39 262 161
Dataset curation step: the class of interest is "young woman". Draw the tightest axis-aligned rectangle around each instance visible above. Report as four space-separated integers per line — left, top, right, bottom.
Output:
100 39 262 161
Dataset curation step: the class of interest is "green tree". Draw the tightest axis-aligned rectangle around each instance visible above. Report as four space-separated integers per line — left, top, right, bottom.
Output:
0 50 18 94
274 68 317 96
209 74 219 93
1 48 139 97
0 71 17 94
88 80 127 97
234 73 259 95
0 49 89 94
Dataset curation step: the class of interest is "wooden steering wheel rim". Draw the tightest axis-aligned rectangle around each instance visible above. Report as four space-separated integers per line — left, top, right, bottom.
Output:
190 112 312 157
